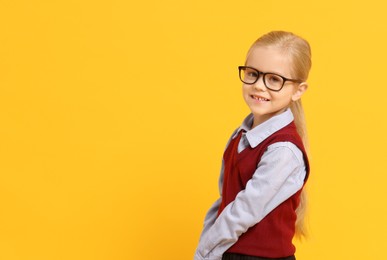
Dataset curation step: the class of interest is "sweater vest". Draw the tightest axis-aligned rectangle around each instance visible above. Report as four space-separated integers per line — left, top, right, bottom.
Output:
218 121 310 258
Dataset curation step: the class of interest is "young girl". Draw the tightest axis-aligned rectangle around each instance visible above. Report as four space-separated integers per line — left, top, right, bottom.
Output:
194 31 312 260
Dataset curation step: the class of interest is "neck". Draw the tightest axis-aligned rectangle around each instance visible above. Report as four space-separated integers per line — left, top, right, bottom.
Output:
252 116 269 128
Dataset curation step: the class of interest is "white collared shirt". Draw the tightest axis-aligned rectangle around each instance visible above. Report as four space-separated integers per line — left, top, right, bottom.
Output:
195 109 307 260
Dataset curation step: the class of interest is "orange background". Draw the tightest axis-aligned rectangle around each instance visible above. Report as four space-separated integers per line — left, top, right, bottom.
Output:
1 1 387 259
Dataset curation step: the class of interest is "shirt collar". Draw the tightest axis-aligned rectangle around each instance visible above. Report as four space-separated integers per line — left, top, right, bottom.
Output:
232 109 294 148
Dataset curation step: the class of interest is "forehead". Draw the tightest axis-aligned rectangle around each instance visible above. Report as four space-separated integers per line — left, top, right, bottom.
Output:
246 46 293 77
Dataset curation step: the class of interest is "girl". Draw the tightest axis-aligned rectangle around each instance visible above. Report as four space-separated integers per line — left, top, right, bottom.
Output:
194 31 312 260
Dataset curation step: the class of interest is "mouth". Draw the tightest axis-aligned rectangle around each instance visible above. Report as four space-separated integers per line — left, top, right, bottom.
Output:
251 95 270 101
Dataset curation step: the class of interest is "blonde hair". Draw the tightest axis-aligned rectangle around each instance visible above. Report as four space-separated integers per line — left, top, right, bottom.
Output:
247 31 312 238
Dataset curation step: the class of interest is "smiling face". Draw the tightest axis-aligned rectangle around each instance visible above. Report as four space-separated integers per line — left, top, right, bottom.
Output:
242 46 307 127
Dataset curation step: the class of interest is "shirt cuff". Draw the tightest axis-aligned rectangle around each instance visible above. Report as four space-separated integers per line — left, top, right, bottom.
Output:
194 250 222 260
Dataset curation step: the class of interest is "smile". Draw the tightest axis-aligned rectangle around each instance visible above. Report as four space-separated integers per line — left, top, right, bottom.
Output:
251 95 270 101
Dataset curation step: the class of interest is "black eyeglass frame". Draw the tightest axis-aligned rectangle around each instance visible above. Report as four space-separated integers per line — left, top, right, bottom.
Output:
238 66 302 92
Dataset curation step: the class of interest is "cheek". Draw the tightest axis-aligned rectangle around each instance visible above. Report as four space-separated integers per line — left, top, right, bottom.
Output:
271 91 293 103
242 86 251 103
242 85 249 96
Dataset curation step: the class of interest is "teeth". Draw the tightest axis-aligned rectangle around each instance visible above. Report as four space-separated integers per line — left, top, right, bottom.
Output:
252 95 268 101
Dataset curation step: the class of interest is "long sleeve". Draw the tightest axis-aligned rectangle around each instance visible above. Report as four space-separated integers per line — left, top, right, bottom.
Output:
194 142 306 260
198 159 225 241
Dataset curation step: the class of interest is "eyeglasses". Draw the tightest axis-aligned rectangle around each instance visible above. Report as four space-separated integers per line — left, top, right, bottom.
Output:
238 66 302 92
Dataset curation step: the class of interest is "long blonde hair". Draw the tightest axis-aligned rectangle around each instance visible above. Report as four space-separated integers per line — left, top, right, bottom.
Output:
247 31 312 238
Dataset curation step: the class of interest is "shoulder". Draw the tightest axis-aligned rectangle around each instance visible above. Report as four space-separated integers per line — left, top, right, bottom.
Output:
264 142 304 166
223 127 241 150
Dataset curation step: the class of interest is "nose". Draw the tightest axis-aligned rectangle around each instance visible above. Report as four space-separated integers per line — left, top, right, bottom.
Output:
253 75 267 91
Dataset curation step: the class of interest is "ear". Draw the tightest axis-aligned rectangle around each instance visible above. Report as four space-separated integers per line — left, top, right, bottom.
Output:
292 82 308 101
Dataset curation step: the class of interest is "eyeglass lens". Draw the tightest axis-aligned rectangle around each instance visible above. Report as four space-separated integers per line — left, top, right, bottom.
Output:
240 67 284 91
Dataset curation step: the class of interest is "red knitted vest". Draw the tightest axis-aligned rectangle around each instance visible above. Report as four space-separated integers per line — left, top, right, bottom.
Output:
218 121 310 258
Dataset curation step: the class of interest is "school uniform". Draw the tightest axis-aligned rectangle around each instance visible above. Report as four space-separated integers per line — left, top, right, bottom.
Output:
195 109 309 260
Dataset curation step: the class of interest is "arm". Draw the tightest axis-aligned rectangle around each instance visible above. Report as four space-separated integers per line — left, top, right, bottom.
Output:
197 160 224 242
197 128 239 242
195 142 307 260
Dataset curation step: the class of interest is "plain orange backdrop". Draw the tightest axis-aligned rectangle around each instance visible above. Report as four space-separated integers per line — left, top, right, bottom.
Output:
1 1 387 259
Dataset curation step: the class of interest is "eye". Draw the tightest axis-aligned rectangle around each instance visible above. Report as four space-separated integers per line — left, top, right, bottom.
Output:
266 74 283 84
245 68 258 78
